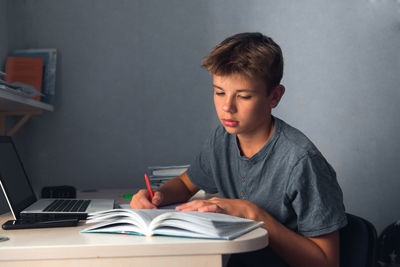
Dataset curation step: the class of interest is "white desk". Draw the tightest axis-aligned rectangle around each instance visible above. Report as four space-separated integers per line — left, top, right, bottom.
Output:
0 189 269 266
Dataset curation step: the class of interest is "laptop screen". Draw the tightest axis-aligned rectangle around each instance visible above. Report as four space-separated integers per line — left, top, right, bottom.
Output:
0 137 37 219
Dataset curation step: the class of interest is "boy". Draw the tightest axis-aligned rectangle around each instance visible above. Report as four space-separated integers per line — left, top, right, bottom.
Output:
131 32 347 267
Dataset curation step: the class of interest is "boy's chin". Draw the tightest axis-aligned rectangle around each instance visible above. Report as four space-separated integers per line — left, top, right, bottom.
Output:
222 125 240 135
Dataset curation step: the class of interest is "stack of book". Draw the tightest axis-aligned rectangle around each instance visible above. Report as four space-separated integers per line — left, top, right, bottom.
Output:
1 48 57 104
147 165 190 188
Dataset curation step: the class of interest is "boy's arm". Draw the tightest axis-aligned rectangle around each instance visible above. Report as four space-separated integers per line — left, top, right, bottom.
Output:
177 198 339 267
258 205 339 267
130 172 199 209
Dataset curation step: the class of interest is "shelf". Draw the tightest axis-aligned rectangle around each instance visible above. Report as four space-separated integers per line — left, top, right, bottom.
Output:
0 90 53 111
0 89 54 136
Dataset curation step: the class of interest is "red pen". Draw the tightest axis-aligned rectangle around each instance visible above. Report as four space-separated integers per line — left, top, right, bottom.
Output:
144 173 154 201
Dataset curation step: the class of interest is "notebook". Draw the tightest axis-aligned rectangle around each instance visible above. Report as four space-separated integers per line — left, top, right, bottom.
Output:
0 136 114 220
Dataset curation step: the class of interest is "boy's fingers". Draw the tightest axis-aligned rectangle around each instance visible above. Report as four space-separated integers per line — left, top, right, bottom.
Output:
130 189 157 209
152 191 163 206
177 200 217 212
175 200 201 211
198 204 219 213
175 198 227 214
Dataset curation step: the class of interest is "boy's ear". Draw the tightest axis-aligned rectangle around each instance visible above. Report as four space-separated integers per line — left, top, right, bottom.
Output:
270 85 285 108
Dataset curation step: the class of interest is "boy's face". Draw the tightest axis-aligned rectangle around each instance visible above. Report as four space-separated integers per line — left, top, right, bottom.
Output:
213 74 282 138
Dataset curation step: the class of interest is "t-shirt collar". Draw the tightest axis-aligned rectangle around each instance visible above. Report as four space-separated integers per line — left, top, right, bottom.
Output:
233 116 280 162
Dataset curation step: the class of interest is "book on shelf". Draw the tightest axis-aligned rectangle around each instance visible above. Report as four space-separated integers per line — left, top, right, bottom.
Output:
0 80 42 98
147 164 190 188
147 176 176 188
148 165 189 177
10 48 57 104
81 209 263 240
5 56 44 101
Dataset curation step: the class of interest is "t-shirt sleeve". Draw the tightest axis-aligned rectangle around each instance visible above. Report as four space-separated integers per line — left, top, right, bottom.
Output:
286 153 347 237
186 131 219 194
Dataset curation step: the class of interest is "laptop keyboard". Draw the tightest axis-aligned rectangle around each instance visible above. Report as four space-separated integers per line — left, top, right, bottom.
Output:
43 199 91 212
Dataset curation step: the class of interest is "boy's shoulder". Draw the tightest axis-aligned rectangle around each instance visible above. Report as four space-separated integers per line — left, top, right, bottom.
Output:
274 117 320 158
208 124 231 148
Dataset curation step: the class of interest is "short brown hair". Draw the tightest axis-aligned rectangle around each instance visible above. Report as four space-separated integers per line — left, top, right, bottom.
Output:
201 32 284 95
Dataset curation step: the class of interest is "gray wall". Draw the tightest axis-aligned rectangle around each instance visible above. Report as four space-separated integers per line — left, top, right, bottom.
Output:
0 0 8 213
1 0 399 234
0 0 7 65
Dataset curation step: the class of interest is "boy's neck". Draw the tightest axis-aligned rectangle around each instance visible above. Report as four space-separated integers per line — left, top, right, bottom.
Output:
237 117 274 158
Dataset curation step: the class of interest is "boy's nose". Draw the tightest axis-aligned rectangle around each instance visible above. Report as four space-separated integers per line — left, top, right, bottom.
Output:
223 97 236 113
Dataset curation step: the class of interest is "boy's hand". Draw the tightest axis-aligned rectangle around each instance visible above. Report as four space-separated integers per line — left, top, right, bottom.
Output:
130 189 164 209
176 197 261 220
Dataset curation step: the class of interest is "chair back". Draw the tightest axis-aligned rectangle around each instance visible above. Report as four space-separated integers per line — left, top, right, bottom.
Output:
377 220 400 266
340 213 377 267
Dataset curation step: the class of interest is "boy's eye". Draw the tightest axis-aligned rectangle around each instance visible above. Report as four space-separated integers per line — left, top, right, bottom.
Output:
239 95 251 99
215 91 225 96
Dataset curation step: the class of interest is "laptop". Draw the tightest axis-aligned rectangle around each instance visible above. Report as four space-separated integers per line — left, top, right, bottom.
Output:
0 136 114 220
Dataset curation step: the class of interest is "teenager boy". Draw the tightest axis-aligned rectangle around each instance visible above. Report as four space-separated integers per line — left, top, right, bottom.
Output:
131 32 347 267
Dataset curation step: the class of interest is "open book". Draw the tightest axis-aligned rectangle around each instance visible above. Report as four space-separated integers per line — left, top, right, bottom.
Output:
81 209 264 240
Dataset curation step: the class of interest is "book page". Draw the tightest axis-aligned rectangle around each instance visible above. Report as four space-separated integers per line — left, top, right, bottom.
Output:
148 211 262 238
85 209 177 235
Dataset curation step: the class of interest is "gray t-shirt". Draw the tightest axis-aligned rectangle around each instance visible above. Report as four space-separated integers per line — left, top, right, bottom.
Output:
187 117 347 237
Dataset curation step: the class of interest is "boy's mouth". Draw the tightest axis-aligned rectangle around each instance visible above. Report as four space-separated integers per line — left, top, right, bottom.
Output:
222 119 239 127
